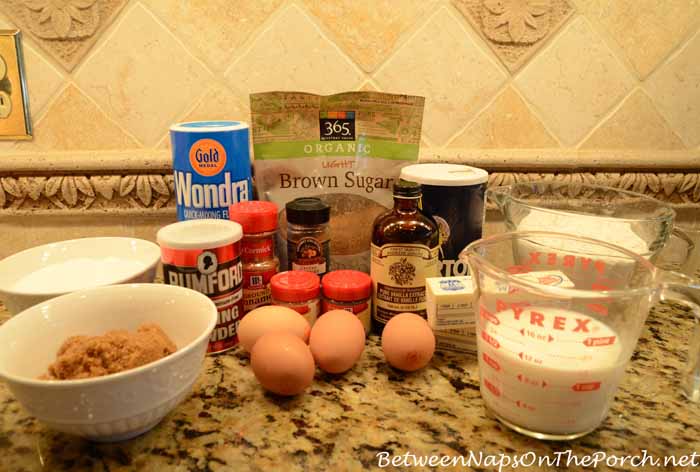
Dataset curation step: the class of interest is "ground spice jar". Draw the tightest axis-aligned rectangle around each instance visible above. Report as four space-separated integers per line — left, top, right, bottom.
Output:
321 270 372 334
157 219 244 354
270 270 320 326
285 198 330 277
229 201 280 314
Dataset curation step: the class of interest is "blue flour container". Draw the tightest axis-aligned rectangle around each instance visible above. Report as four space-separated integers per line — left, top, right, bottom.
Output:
170 121 253 220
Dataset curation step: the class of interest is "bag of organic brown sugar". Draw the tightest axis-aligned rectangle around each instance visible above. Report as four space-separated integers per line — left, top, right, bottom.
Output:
250 91 425 273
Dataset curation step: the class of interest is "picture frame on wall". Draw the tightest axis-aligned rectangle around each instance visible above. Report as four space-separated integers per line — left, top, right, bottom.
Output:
0 29 31 140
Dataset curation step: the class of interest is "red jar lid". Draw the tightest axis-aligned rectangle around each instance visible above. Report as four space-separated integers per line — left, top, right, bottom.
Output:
321 270 372 301
229 201 278 233
271 271 320 303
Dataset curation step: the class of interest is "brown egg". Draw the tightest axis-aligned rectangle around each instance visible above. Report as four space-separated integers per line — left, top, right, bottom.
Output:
381 313 435 372
238 305 310 352
251 332 315 396
309 309 365 374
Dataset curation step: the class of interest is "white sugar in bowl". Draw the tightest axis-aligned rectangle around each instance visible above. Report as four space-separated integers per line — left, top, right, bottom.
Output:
0 237 161 315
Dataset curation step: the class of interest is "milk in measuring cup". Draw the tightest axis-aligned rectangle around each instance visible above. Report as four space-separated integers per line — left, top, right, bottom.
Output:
478 306 625 435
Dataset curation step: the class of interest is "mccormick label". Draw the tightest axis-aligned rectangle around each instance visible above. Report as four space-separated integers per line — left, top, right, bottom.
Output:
371 243 440 325
322 299 371 333
241 236 277 313
282 299 320 327
170 121 253 221
162 242 245 353
243 267 276 313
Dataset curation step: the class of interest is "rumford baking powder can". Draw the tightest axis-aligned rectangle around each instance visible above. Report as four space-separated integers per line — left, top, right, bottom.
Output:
170 121 253 221
157 219 245 354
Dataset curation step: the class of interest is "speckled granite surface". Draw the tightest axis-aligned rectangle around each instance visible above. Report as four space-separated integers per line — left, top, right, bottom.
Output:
0 302 698 472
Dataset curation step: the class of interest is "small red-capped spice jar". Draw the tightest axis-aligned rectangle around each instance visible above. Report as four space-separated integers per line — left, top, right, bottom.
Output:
321 270 372 334
270 271 320 326
229 201 280 314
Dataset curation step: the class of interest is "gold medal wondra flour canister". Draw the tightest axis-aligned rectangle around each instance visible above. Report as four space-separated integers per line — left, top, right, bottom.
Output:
371 180 439 333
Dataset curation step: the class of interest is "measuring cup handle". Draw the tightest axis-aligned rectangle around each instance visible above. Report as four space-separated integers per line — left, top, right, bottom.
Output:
659 270 700 401
657 228 696 272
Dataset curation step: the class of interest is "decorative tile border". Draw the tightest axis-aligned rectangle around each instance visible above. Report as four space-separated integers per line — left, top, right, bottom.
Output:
0 149 698 214
0 173 174 211
1 170 698 215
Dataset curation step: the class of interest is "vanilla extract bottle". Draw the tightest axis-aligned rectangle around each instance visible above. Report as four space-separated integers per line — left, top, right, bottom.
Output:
371 180 439 333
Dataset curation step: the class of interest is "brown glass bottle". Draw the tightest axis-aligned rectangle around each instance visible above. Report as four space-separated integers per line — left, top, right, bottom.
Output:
371 180 440 333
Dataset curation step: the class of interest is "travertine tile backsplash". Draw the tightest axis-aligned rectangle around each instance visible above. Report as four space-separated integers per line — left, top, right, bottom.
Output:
0 0 699 153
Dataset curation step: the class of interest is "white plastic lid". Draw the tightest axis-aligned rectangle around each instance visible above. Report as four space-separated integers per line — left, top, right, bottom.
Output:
400 163 488 187
157 219 243 250
169 121 249 133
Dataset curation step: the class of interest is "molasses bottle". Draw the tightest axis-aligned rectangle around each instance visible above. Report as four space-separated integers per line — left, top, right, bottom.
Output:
371 180 439 333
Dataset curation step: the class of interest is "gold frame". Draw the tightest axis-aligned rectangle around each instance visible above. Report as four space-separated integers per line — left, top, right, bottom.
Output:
0 29 31 140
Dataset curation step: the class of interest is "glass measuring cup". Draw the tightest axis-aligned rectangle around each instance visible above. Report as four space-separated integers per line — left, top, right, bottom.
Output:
488 182 693 263
460 231 700 440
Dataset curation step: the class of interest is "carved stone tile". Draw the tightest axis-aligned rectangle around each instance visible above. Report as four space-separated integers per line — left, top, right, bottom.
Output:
453 0 575 72
0 0 129 71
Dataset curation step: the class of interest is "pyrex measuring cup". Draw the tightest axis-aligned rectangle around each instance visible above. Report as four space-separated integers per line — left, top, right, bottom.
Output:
460 231 700 440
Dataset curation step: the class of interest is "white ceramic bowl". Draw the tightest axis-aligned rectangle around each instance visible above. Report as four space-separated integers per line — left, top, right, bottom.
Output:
0 237 161 315
0 283 217 442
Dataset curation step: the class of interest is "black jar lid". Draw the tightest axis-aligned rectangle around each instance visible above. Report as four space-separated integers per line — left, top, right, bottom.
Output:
286 197 330 225
393 179 422 198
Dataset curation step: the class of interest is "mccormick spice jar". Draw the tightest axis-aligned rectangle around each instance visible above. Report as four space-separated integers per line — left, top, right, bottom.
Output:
400 163 488 277
270 270 320 326
321 270 372 334
285 197 330 277
229 201 279 314
157 219 244 354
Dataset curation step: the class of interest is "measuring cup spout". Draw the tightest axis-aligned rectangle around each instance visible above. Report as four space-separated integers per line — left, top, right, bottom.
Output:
486 185 512 212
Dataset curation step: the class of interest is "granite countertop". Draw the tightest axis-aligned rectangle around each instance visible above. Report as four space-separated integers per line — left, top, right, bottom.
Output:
1 302 699 472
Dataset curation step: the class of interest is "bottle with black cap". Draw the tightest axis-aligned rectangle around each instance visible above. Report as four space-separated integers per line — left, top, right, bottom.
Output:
370 180 439 333
285 197 331 277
